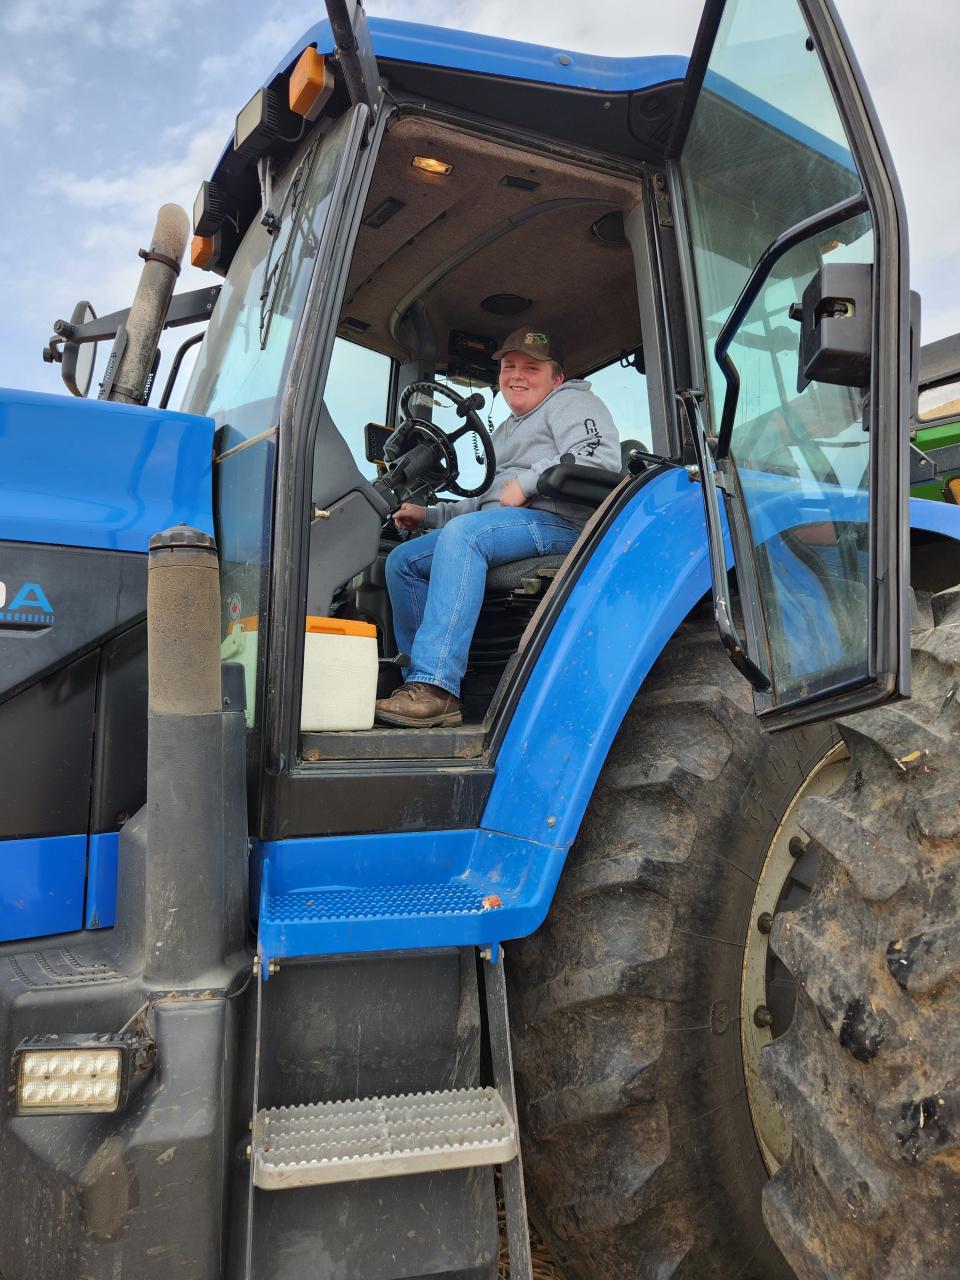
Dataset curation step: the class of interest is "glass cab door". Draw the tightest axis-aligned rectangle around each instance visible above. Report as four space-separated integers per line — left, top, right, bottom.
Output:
676 0 910 728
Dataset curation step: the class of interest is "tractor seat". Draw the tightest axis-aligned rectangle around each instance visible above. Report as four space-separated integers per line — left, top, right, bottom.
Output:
485 554 566 591
483 443 641 592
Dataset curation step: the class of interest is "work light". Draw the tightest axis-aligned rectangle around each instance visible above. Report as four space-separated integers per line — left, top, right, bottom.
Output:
235 88 282 156
13 1032 156 1116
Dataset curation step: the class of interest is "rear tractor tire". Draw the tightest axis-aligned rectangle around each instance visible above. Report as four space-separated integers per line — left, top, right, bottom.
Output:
507 606 836 1278
760 586 960 1279
507 591 960 1279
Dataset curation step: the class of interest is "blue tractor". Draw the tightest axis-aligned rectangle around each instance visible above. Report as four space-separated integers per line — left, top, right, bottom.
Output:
2 0 959 1276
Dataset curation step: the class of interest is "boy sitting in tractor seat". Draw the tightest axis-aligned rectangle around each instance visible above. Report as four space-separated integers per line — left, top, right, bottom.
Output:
375 327 620 728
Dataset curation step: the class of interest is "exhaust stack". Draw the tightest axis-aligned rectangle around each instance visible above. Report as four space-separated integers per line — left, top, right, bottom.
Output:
105 203 190 406
115 525 247 987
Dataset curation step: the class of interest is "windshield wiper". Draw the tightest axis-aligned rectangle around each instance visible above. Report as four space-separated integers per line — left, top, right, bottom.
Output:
259 143 317 349
714 191 868 458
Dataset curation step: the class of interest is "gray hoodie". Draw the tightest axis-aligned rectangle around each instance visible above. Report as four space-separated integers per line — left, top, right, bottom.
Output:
423 380 621 530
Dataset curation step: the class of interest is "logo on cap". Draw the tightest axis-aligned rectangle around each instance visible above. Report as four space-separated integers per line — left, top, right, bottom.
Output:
525 332 548 345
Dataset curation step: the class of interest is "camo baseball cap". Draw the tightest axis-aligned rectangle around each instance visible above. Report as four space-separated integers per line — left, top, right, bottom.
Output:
492 327 564 369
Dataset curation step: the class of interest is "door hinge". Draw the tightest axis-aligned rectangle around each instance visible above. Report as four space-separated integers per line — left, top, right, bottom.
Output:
652 173 674 228
677 389 770 694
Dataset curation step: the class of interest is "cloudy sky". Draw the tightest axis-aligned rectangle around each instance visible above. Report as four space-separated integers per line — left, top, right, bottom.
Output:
0 0 955 399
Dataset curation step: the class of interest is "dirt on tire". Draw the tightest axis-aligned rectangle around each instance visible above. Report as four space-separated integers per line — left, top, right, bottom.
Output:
761 585 960 1279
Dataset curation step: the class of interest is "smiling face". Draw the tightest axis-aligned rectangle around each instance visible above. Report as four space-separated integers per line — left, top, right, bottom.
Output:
499 351 564 416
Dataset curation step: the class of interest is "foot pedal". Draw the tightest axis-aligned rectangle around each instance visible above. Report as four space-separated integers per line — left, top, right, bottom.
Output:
379 652 410 667
252 1086 517 1190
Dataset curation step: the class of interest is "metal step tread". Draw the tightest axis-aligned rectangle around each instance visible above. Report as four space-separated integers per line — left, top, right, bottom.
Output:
261 881 499 925
253 1086 517 1189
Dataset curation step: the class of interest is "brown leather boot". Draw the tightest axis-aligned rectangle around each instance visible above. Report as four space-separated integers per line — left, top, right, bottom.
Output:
374 682 462 727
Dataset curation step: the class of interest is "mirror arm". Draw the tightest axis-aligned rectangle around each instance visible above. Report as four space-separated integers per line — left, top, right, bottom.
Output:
679 389 770 692
714 191 868 458
50 286 222 347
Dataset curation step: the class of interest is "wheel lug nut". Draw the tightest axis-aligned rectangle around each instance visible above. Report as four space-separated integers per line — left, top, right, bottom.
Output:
757 912 773 934
788 835 807 858
753 1005 774 1028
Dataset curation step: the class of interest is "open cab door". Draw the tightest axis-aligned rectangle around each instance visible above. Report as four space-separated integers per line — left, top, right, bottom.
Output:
672 0 910 729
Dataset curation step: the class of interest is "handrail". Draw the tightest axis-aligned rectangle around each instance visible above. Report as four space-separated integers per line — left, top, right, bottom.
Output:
714 191 868 458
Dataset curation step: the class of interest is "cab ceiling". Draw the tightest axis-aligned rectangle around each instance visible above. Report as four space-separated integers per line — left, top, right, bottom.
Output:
338 116 645 379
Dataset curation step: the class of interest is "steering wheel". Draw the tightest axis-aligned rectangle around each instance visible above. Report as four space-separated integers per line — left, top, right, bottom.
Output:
390 380 496 499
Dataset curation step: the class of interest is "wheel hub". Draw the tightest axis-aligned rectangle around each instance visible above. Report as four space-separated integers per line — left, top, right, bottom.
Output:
740 743 849 1173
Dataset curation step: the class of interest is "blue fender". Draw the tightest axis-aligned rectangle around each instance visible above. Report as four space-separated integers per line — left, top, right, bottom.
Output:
484 485 960 852
481 466 716 850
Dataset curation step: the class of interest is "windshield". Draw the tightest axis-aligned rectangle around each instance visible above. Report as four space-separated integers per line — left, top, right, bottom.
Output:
180 108 359 732
682 0 877 705
181 109 355 440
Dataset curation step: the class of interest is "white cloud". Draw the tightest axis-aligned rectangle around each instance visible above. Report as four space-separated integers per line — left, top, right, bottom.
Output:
199 11 314 80
2 0 212 50
20 116 232 368
829 1 960 338
0 72 30 128
42 120 230 216
2 0 101 36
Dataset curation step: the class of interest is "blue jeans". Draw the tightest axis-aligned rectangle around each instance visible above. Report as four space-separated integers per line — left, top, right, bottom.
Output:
385 507 579 697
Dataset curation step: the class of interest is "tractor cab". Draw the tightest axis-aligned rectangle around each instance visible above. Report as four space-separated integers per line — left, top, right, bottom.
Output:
183 100 659 762
172 0 909 795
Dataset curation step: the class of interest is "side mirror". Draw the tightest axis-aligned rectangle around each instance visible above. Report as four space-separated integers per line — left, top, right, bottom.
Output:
60 301 99 397
791 262 872 392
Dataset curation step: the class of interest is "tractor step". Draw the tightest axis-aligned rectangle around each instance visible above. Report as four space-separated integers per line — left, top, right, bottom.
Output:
255 831 565 962
252 1086 517 1190
258 879 510 960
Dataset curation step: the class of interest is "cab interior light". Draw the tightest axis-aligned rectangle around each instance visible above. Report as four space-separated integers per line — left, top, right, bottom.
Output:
13 1031 156 1116
289 47 335 121
411 155 454 176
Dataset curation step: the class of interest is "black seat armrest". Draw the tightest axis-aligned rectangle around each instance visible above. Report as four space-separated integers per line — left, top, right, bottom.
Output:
536 461 623 508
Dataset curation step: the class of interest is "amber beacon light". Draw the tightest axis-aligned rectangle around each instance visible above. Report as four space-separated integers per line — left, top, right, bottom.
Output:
289 47 335 120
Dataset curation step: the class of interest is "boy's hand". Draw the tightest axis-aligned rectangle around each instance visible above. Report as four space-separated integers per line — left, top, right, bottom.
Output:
499 479 527 508
393 503 426 532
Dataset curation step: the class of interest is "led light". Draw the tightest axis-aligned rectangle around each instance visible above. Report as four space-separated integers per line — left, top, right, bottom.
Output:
235 87 280 156
16 1047 122 1113
13 1032 155 1116
289 47 334 121
411 155 454 177
193 179 225 238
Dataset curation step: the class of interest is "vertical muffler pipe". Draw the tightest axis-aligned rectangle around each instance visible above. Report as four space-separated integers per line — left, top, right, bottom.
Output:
148 526 221 717
106 203 190 406
141 525 231 986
